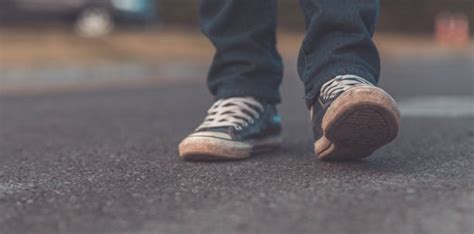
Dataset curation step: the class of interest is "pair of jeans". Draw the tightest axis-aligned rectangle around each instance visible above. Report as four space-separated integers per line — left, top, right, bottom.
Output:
200 0 380 107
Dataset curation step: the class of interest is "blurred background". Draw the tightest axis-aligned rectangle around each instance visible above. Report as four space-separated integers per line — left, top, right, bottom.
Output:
0 0 472 96
0 2 473 233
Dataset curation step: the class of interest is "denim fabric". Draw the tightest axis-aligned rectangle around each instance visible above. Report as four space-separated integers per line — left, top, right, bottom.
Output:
200 0 380 107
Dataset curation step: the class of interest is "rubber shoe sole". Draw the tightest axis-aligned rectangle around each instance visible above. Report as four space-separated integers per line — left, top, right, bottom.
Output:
315 86 400 161
179 134 282 161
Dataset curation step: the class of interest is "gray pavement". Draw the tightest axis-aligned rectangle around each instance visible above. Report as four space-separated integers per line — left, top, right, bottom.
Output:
0 56 473 234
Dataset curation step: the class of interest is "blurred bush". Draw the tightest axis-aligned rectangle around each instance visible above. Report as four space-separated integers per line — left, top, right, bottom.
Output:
156 0 473 34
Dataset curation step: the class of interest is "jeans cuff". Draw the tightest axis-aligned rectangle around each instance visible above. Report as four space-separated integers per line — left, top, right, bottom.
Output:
214 82 281 104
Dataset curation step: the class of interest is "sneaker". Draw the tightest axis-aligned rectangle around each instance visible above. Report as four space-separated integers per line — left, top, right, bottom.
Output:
179 97 282 160
311 75 400 160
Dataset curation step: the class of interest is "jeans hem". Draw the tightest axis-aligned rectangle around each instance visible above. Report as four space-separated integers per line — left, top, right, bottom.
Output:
214 83 281 104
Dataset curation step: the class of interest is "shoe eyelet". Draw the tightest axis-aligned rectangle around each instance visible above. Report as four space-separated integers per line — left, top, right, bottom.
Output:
243 122 248 127
234 126 242 131
249 119 254 124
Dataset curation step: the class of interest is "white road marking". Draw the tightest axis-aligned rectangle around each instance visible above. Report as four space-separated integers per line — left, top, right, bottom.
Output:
398 96 474 117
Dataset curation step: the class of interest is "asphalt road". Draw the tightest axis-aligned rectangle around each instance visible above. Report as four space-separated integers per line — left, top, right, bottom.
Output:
0 55 473 234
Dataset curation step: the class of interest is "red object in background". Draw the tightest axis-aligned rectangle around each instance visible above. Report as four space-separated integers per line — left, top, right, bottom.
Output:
435 13 470 47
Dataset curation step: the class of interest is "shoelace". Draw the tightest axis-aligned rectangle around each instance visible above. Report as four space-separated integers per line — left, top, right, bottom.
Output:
320 75 373 104
196 97 264 131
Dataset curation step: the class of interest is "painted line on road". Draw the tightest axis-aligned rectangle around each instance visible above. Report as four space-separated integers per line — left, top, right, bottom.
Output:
398 96 474 117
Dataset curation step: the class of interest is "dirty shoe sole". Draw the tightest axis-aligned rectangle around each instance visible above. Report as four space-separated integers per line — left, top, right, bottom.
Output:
179 134 282 161
315 86 400 160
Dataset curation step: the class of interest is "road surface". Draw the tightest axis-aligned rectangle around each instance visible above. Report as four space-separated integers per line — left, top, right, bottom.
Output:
0 55 473 234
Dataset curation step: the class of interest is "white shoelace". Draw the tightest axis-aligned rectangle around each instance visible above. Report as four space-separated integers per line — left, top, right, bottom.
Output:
196 97 264 131
320 75 373 104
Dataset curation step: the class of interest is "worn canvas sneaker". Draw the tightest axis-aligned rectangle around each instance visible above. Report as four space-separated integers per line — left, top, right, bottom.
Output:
311 75 400 160
179 97 282 160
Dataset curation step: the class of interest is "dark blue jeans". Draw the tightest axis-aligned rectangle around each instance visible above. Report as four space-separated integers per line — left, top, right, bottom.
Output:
200 0 380 107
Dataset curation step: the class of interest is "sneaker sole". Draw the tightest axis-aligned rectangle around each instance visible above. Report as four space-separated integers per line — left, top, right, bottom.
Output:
179 134 282 161
315 86 400 161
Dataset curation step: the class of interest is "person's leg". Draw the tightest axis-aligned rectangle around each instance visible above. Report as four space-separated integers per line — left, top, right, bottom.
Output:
298 0 380 107
179 0 283 160
200 0 283 104
299 0 400 160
